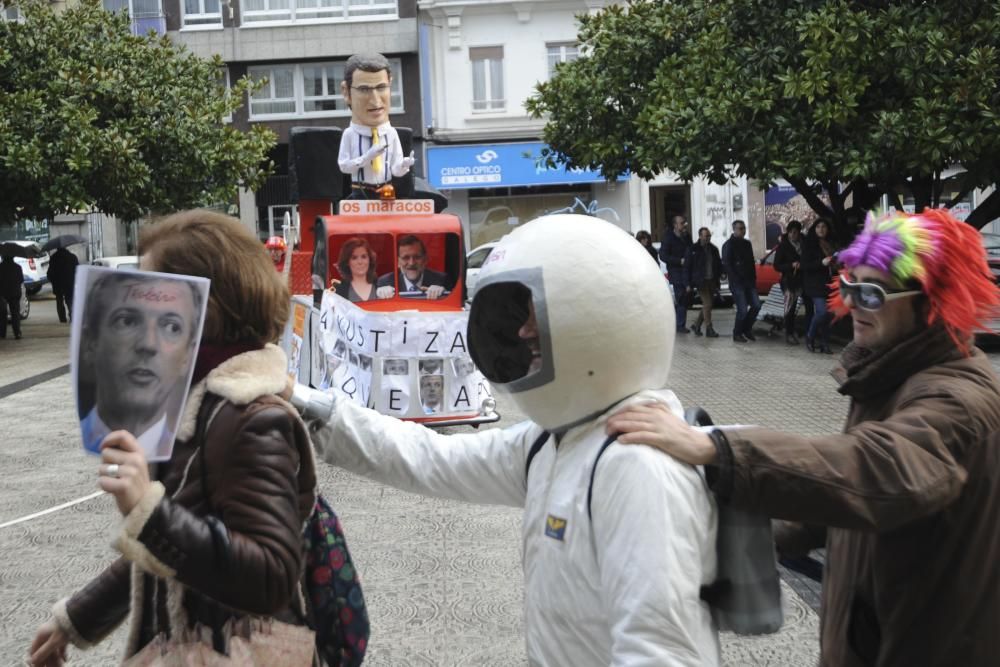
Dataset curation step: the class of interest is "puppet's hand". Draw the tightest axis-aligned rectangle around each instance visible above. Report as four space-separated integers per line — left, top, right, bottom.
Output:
400 151 416 171
376 285 395 299
363 142 388 164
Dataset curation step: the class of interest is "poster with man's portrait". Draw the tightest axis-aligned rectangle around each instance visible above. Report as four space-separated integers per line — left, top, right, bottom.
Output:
70 266 210 462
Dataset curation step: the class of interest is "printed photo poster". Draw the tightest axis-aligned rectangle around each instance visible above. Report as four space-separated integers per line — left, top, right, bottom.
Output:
380 358 411 415
283 297 311 384
309 307 326 390
70 266 210 462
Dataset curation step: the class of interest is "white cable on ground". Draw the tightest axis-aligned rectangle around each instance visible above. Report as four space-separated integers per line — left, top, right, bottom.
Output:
0 491 104 529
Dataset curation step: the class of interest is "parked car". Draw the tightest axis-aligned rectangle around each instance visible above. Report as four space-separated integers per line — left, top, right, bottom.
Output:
11 240 50 296
91 255 140 270
980 232 1000 340
465 241 498 300
756 245 783 295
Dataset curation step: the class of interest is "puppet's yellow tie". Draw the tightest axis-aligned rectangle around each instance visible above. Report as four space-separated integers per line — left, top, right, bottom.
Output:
371 128 382 178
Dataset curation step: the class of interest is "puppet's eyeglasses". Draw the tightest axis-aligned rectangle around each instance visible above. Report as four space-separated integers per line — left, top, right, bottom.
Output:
839 274 920 311
350 84 391 96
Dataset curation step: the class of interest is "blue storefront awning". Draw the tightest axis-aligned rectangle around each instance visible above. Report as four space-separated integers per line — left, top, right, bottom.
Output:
425 142 627 190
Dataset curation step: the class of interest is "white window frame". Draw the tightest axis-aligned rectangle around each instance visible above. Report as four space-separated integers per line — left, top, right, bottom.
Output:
181 0 222 28
470 46 505 113
240 0 396 26
103 0 163 19
1 3 23 22
546 42 579 79
247 59 404 121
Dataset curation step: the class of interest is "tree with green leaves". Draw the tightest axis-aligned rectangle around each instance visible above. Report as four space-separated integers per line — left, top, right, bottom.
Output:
527 0 1000 234
0 0 275 225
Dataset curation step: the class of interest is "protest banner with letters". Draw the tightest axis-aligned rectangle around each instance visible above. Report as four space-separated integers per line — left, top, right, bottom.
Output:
316 291 490 417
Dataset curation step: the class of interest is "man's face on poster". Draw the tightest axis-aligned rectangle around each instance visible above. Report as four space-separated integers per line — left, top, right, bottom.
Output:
88 279 197 425
398 242 427 283
420 374 444 409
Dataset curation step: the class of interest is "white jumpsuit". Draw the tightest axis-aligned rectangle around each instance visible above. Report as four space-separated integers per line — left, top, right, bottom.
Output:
313 387 720 666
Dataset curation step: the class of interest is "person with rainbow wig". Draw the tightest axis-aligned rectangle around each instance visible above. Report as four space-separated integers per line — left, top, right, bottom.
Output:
607 207 1000 666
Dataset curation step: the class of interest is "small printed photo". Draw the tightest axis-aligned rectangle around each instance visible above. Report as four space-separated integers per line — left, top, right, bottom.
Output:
71 266 209 462
451 357 476 377
419 358 443 376
358 354 373 372
382 358 409 376
419 374 445 415
332 339 348 360
349 350 359 367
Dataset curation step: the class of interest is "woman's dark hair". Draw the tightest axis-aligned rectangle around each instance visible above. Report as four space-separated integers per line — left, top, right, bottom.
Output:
139 210 290 345
635 230 651 244
786 220 802 233
337 237 377 284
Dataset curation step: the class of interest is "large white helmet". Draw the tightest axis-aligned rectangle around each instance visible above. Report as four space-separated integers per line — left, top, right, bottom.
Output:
468 214 675 432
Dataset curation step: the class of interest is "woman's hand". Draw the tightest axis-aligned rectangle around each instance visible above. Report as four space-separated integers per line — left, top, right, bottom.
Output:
606 402 717 466
98 431 151 516
29 619 69 667
821 256 832 266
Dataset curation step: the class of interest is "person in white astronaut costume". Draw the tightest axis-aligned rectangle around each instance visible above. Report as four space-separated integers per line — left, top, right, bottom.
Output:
299 214 720 665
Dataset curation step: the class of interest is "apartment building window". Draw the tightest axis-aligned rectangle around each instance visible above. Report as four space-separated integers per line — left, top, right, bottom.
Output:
182 0 222 27
1 3 23 21
546 42 579 79
248 59 403 119
241 0 395 24
103 0 165 34
470 46 504 112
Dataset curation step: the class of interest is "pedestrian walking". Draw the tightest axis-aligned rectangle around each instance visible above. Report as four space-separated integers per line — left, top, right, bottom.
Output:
29 210 319 667
659 214 693 333
0 254 24 339
721 219 760 342
608 208 1000 667
688 227 722 337
802 219 838 353
47 247 79 323
773 220 804 345
299 214 721 665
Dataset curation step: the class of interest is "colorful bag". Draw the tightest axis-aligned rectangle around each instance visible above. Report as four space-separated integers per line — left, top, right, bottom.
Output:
303 494 370 667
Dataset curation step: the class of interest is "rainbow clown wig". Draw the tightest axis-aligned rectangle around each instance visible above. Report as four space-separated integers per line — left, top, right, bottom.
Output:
830 208 1000 355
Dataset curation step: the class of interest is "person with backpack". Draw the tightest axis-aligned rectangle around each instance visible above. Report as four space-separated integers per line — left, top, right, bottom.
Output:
28 211 338 667
607 209 1000 666
298 214 721 665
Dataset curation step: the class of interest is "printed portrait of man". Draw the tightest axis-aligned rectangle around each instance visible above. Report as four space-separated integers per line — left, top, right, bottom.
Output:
451 357 476 378
383 358 409 376
419 374 444 414
76 270 205 461
419 358 443 375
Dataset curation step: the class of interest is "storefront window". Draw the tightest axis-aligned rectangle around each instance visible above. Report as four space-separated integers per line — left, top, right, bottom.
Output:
468 186 619 248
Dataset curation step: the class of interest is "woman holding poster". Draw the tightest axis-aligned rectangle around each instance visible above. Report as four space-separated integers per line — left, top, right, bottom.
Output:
29 210 318 667
334 237 380 302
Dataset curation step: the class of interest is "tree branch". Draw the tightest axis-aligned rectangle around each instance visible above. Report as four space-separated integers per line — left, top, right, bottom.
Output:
783 174 833 219
964 188 1000 229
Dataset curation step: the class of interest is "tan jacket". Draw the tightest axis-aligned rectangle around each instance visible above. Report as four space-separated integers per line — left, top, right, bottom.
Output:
713 325 1000 666
53 345 317 660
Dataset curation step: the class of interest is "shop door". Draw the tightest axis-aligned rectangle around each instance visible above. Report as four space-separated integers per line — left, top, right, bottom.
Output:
649 185 691 243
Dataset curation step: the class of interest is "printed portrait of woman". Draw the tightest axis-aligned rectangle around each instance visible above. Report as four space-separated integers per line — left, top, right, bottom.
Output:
335 237 380 303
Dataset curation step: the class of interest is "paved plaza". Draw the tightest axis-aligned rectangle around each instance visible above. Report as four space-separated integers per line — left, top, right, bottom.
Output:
2 293 998 666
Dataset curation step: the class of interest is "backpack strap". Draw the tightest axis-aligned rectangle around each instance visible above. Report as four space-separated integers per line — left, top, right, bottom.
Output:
524 430 551 485
586 434 619 521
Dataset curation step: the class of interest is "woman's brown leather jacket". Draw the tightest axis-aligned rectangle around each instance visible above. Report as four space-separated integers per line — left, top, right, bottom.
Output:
52 345 317 660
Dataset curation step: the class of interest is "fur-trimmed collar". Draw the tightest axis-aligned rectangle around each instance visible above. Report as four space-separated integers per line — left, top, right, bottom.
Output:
176 344 288 441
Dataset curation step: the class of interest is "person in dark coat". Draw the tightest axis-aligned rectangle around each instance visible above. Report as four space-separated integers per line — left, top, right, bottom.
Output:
801 219 838 353
686 227 722 338
773 220 804 345
0 254 24 339
721 219 759 342
47 247 79 323
609 208 1000 667
659 215 692 333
